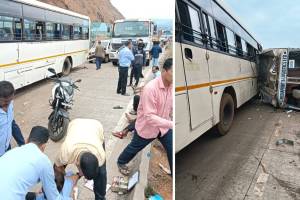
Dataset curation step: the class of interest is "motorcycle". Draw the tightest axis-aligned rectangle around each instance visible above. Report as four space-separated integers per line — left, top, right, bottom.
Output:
47 68 81 141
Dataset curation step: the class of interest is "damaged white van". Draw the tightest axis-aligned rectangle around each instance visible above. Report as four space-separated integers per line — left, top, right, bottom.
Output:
259 48 300 110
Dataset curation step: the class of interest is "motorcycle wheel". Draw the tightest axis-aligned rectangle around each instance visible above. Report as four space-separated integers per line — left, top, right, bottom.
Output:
48 112 69 142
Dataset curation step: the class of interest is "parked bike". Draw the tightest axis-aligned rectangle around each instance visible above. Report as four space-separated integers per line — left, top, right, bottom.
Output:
47 68 81 141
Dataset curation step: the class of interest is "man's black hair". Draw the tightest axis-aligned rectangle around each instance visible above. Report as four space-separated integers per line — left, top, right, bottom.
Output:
80 152 99 180
163 58 173 71
28 126 49 145
54 170 65 192
0 81 15 98
125 39 132 47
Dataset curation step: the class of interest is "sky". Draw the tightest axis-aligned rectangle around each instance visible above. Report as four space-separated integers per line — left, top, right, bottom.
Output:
223 0 300 48
110 0 173 19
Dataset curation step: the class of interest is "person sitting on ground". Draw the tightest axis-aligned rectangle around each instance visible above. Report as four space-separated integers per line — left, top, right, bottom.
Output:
152 66 161 79
112 95 140 139
54 118 107 200
34 171 80 200
0 126 69 200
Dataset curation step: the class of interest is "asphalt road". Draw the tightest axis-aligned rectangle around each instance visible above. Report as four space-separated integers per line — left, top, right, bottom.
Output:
13 61 132 199
176 100 300 200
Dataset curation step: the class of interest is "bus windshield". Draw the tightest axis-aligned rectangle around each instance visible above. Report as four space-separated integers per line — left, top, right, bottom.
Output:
112 21 149 37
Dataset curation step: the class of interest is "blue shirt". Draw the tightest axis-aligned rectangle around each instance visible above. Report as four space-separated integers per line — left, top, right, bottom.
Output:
154 71 161 78
150 45 162 58
119 47 134 67
0 102 13 156
0 143 69 200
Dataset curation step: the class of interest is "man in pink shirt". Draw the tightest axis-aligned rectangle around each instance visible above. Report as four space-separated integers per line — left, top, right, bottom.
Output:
117 58 173 175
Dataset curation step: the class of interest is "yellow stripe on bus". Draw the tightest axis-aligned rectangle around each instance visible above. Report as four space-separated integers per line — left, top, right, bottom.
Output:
175 76 256 92
0 49 88 68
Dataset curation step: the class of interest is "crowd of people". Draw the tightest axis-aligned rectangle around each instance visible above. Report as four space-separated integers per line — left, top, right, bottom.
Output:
0 38 172 200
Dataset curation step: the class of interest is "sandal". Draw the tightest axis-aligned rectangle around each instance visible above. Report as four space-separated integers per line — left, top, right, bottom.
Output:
117 164 130 176
112 131 128 139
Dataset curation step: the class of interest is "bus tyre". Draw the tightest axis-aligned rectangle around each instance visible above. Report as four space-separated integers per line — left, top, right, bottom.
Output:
112 61 118 66
217 93 235 136
62 58 72 76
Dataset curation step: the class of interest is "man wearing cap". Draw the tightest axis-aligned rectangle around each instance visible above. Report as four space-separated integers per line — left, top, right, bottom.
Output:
54 118 107 200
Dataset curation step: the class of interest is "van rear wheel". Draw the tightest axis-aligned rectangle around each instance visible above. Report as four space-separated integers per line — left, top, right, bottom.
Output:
217 93 235 136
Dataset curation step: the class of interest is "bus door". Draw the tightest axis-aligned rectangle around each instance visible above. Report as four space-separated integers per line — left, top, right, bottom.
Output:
178 2 213 129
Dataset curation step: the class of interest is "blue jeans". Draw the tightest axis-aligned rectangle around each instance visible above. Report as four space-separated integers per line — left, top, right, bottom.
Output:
7 120 25 151
96 57 102 69
118 129 173 174
12 120 25 146
152 57 159 66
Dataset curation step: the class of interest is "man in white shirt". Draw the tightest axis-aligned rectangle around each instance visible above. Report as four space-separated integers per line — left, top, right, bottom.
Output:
0 126 69 200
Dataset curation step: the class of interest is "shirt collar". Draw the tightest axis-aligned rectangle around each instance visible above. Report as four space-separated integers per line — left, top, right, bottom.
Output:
158 76 172 90
0 101 13 114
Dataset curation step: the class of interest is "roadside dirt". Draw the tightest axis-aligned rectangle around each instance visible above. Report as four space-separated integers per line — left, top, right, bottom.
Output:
148 141 173 200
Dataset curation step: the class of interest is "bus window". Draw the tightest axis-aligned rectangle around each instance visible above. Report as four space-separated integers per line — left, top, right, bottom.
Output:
0 16 14 41
54 23 61 40
207 15 216 48
14 18 22 40
202 12 209 35
241 39 247 57
247 43 255 58
24 19 36 41
46 22 54 40
188 5 202 44
235 35 243 56
202 12 212 47
177 0 193 42
73 25 80 39
36 22 44 40
82 26 89 39
226 28 235 54
175 9 180 42
215 21 227 52
62 24 70 40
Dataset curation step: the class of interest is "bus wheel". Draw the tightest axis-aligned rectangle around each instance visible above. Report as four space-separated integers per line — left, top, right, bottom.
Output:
62 58 72 76
217 93 235 136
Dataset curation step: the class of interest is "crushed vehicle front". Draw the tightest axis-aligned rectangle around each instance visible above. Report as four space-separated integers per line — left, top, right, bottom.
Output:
259 48 300 110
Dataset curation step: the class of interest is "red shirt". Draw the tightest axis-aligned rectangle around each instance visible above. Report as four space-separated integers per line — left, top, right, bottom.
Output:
135 76 173 139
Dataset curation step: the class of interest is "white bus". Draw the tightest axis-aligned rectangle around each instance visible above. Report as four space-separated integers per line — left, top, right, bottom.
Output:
0 0 90 89
175 0 262 152
109 19 157 66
